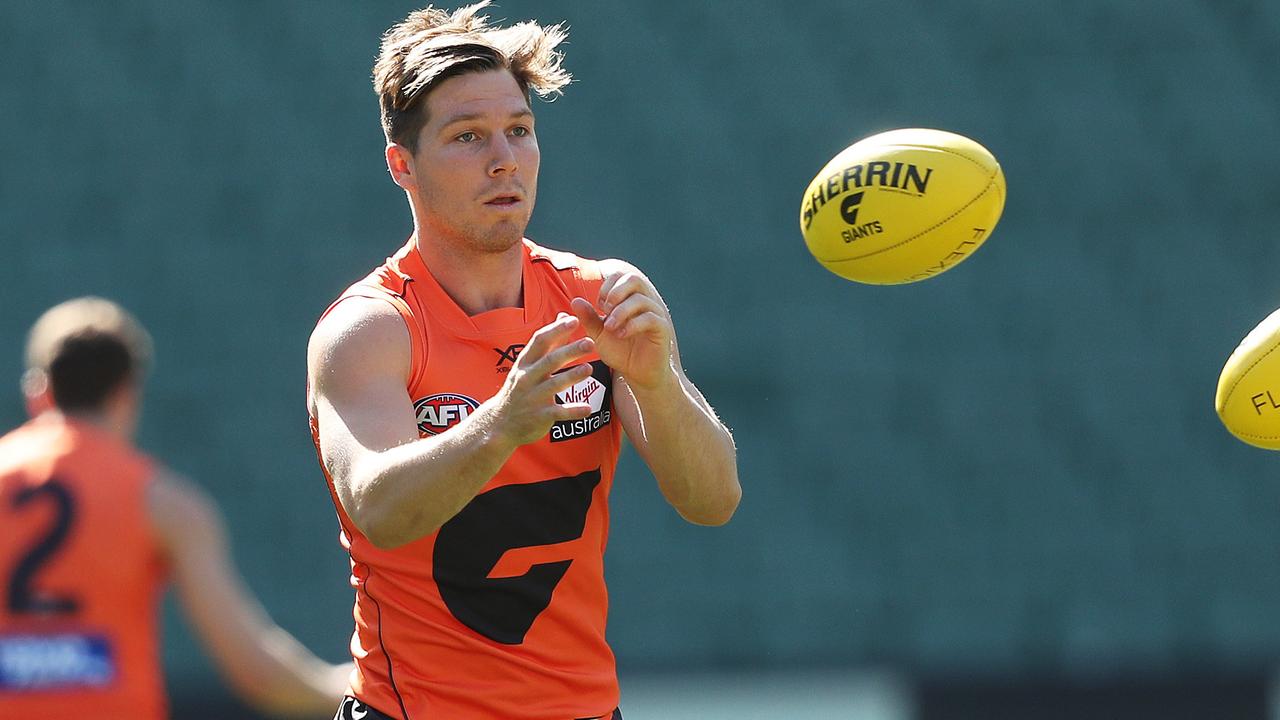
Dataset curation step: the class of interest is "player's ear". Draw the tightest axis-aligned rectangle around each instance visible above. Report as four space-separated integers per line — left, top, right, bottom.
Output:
21 368 52 418
386 143 416 191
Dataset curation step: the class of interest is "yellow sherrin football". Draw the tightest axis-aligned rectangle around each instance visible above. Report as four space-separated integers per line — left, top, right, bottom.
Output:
800 128 1006 284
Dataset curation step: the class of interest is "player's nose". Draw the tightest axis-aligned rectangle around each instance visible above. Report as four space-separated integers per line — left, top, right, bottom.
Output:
488 135 518 177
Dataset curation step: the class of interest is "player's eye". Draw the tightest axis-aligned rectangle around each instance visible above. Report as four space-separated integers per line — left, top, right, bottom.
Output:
510 126 531 138
457 131 479 143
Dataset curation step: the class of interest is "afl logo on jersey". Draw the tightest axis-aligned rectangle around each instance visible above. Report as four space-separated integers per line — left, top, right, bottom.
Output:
413 393 480 436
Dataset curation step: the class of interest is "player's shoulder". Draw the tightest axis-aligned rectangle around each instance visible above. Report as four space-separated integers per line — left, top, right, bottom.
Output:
149 466 214 517
308 295 411 394
147 466 225 550
0 422 45 473
526 238 596 271
524 239 641 283
312 294 404 339
0 415 68 442
0 421 34 450
596 257 642 279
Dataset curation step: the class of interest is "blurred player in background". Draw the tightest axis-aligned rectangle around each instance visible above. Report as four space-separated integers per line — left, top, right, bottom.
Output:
306 3 740 719
0 297 349 719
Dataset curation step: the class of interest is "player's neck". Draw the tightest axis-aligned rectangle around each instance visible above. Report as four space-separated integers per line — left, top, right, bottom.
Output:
46 408 133 442
414 233 524 316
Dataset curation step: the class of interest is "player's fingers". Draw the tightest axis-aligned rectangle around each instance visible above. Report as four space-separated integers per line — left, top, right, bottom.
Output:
597 271 626 310
615 311 668 340
543 362 594 395
603 294 663 334
536 338 595 377
518 313 579 364
569 297 606 339
548 402 594 422
600 274 650 314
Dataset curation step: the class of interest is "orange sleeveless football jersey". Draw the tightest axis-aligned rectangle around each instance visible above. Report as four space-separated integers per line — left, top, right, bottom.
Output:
0 416 168 720
311 239 623 720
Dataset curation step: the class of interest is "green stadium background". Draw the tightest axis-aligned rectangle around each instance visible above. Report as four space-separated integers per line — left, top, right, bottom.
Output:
3 1 1280 718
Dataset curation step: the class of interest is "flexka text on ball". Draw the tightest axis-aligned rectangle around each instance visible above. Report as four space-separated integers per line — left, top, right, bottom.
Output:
802 161 933 230
1252 390 1280 415
903 235 984 282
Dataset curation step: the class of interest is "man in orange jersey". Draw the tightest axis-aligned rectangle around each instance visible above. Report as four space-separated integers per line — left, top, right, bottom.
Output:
1 297 350 719
306 3 741 720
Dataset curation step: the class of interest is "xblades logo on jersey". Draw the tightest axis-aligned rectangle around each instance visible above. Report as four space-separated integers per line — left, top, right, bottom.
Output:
494 344 524 374
413 393 481 436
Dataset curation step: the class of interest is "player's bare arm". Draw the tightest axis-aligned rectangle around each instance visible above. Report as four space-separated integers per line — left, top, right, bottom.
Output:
148 469 350 716
569 261 740 526
308 297 597 548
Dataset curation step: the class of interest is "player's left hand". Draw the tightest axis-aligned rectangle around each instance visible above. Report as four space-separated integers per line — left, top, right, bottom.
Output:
569 264 676 392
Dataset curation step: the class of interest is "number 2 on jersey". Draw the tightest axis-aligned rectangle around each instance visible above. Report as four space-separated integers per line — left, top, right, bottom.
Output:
7 480 80 616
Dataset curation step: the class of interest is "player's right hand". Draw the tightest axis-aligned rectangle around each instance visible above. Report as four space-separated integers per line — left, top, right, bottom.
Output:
487 313 596 447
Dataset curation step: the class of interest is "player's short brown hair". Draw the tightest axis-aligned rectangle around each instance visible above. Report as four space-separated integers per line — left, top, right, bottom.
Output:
25 298 153 412
373 1 571 152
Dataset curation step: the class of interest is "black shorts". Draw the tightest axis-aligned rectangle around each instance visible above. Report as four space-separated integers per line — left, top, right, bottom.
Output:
334 695 623 720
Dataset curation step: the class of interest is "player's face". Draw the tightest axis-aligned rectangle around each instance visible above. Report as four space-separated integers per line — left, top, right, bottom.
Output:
409 69 539 253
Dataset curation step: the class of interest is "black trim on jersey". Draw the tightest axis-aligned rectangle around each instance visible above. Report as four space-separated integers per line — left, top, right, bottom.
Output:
363 572 413 720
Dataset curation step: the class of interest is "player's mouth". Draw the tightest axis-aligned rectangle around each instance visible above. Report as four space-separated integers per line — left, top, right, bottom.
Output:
483 193 524 208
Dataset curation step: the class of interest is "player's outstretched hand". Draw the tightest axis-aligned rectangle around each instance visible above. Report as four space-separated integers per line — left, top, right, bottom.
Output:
489 313 596 447
570 265 675 391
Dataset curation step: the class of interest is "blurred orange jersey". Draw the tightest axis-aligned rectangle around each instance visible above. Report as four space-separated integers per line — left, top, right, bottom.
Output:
311 239 623 720
0 416 168 720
